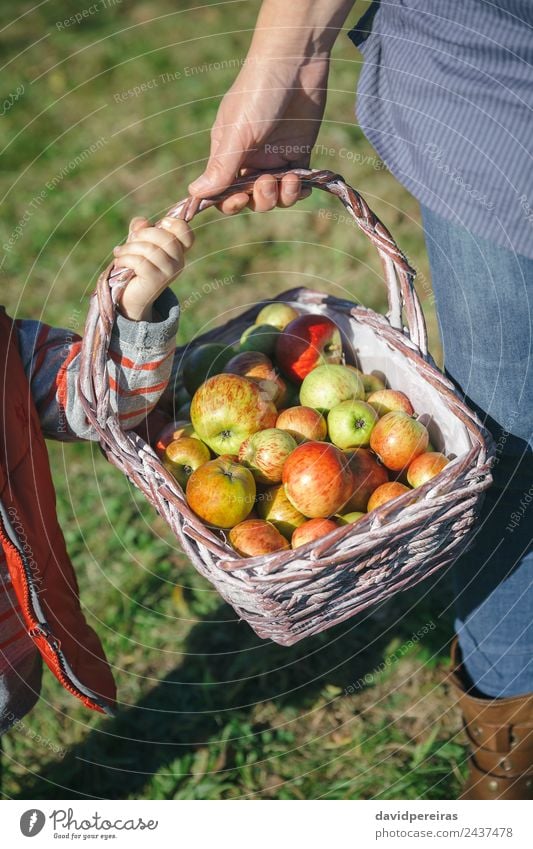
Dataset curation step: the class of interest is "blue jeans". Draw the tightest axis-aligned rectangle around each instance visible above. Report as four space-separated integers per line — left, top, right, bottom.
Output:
421 206 533 698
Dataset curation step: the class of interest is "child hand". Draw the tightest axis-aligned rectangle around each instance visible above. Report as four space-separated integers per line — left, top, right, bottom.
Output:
114 216 194 321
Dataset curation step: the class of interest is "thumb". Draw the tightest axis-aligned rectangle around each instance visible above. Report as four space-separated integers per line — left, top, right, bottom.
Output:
188 130 248 198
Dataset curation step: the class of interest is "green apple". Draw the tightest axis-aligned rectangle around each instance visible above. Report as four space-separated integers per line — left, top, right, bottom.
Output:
299 364 364 414
336 511 365 525
182 343 235 395
327 400 378 449
239 324 280 355
255 303 300 330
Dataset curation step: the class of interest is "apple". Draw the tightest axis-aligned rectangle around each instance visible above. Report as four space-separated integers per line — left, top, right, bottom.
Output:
154 420 201 458
299 364 365 414
327 400 378 449
256 484 306 539
190 373 277 455
367 481 411 511
343 448 389 511
133 407 171 446
239 324 280 355
291 517 339 549
229 519 289 556
275 313 343 382
174 384 191 410
370 411 429 471
163 436 211 488
182 343 235 395
276 406 327 443
336 511 365 525
346 366 386 395
238 428 297 485
185 456 256 528
255 302 300 330
367 389 414 417
282 441 353 518
407 451 450 487
223 351 286 407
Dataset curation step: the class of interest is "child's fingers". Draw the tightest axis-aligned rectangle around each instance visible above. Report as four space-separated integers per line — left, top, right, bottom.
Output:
113 243 178 278
127 217 150 241
113 253 164 281
159 218 195 250
126 227 186 261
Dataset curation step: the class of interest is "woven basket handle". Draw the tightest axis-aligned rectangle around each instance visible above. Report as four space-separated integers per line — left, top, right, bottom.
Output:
79 168 427 432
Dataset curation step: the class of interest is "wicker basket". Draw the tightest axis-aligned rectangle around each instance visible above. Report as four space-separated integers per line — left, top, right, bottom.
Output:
78 169 494 646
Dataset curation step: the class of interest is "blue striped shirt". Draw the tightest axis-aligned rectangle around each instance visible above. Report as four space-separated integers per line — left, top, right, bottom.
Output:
349 1 533 257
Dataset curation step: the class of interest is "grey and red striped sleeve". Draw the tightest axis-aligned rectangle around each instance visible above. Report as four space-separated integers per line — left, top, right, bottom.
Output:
15 288 180 442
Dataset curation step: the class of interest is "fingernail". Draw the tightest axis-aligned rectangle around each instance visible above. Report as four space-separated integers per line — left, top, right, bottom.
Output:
263 181 277 198
160 217 174 230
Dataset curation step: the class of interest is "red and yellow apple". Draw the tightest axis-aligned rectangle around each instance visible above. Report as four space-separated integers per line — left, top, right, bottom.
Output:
327 400 378 449
185 456 256 528
276 405 327 443
154 420 200 458
299 364 365 414
229 519 289 556
367 389 414 417
282 441 353 518
343 448 389 511
370 411 429 471
190 373 277 455
255 302 300 330
224 350 287 407
367 481 411 511
163 436 210 488
275 313 343 382
407 451 450 487
238 428 297 485
291 517 339 549
256 484 306 539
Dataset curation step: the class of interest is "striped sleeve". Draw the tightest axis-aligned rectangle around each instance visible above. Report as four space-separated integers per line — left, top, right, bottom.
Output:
15 288 180 442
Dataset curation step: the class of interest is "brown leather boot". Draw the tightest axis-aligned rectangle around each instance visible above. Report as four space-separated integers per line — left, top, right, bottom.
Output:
449 637 533 799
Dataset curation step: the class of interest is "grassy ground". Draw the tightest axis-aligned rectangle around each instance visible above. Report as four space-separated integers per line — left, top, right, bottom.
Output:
0 0 466 800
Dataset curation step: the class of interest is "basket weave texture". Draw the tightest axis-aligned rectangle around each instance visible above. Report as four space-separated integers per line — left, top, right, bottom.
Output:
78 169 494 645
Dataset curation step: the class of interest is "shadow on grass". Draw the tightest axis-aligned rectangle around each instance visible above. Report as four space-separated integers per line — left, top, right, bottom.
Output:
14 573 455 800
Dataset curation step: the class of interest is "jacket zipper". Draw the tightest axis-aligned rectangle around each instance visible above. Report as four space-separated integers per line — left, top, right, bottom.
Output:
0 512 110 713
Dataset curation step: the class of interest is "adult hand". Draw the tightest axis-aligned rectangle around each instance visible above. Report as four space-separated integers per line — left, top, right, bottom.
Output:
188 57 330 215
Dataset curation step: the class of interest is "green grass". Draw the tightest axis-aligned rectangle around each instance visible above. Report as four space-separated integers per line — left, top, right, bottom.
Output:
0 0 463 800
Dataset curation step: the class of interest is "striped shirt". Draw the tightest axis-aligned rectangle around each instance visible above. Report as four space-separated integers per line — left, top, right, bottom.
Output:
350 0 533 257
0 289 179 682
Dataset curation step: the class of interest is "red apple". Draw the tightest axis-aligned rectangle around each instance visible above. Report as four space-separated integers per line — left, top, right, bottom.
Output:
370 411 429 471
299 364 365 414
163 437 211 488
190 374 277 455
256 484 306 539
367 389 414 417
291 517 339 549
275 313 343 382
327 400 378 449
185 456 256 528
407 451 450 487
343 448 389 512
238 428 297 485
255 302 300 330
229 519 289 556
224 351 286 407
282 441 353 518
154 420 200 458
367 481 411 511
276 406 327 443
